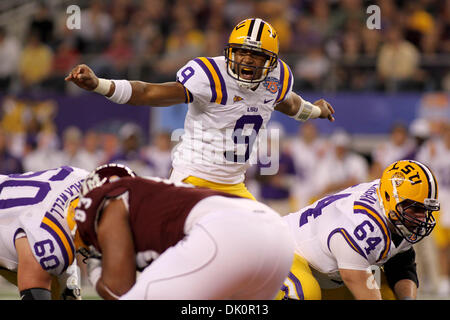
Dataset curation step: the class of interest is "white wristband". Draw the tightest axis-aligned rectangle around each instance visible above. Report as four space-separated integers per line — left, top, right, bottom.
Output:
290 98 321 122
107 80 132 104
93 78 112 95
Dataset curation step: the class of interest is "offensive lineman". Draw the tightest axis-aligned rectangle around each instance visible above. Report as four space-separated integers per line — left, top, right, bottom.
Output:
65 18 335 200
0 166 88 299
276 160 440 300
73 164 294 299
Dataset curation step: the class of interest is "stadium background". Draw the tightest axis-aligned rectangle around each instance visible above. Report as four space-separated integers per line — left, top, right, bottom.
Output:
0 0 449 299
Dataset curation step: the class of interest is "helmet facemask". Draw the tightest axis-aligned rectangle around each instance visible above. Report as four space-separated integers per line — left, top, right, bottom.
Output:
224 43 277 89
388 198 438 244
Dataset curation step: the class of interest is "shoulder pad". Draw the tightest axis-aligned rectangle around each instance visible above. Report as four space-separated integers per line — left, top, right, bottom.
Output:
176 57 228 105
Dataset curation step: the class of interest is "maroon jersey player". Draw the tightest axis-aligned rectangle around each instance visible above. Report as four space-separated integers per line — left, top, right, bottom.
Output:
73 164 294 300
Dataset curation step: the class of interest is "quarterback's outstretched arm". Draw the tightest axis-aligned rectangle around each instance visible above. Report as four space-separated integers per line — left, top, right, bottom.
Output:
65 64 186 107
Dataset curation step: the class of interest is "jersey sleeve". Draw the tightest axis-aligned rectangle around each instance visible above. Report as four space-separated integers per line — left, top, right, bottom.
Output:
176 57 228 106
274 59 294 104
26 216 76 276
328 231 370 270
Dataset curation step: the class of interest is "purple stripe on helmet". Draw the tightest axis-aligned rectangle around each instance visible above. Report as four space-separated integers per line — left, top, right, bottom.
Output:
327 228 367 259
287 271 304 300
194 58 217 103
275 59 284 103
354 201 391 261
207 58 228 105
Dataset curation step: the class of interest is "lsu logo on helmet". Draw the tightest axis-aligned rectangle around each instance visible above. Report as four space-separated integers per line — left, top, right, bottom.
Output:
378 160 440 243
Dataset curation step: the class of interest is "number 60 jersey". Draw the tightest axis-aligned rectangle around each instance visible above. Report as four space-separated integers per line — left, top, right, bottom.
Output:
283 180 412 285
173 56 294 184
0 166 88 276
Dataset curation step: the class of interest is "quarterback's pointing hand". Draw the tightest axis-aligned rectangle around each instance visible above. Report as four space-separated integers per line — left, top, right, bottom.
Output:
65 64 99 91
314 99 335 122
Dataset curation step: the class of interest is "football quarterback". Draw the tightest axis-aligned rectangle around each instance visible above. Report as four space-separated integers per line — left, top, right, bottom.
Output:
65 18 335 200
277 160 440 300
0 166 88 299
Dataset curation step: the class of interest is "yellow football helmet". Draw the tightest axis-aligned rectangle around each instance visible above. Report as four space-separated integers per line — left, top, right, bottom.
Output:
224 18 279 88
378 160 440 243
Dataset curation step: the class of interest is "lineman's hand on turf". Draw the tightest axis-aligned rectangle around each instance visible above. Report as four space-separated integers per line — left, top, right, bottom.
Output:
65 64 99 91
314 99 335 122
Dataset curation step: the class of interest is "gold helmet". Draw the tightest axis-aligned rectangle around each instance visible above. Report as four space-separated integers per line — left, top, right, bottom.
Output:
378 160 440 243
224 18 279 88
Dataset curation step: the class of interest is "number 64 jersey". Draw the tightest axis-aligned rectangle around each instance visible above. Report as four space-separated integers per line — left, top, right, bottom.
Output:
0 166 88 276
283 180 412 285
173 56 294 184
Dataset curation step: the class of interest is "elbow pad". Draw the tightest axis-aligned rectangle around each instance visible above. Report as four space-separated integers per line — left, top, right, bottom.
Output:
383 247 419 289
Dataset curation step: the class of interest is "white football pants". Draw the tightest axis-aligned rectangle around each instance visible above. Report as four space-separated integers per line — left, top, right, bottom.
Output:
120 196 294 299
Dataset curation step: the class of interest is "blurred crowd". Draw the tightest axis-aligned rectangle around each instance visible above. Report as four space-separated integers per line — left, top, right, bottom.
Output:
0 0 450 94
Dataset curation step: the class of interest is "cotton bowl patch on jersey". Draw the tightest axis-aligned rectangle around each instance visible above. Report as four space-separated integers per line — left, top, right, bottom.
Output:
263 77 279 94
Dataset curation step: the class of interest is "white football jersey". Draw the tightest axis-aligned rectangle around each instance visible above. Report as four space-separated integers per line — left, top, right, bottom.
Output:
173 56 294 184
0 166 88 276
284 180 412 284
